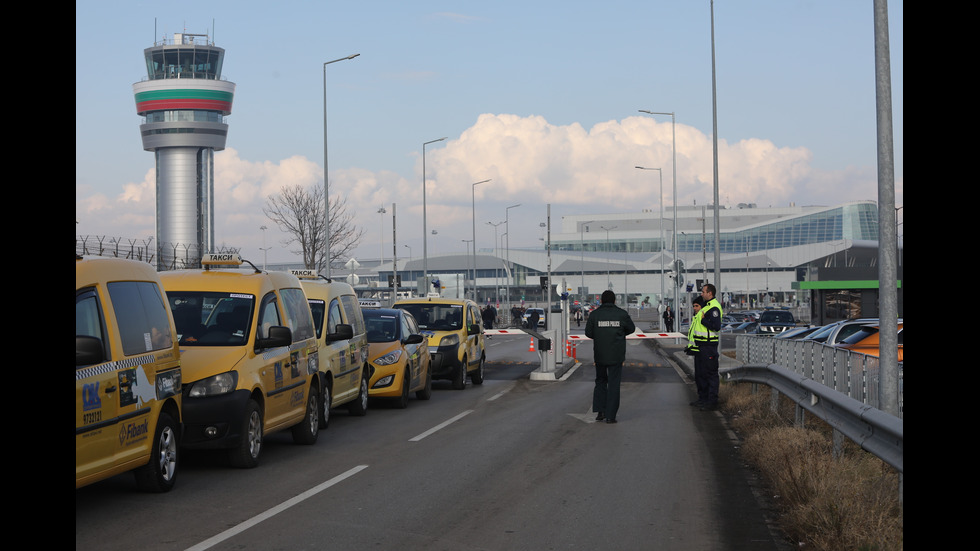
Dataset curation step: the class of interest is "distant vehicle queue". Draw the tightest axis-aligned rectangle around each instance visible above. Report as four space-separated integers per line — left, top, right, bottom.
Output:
75 255 489 493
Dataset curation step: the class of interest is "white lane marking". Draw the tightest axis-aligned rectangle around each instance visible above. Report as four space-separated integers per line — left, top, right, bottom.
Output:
558 362 582 381
185 465 369 551
567 404 601 423
409 410 474 442
487 388 511 401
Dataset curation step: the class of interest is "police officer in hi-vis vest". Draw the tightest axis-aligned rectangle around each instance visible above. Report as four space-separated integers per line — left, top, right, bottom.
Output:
685 296 706 405
693 283 723 411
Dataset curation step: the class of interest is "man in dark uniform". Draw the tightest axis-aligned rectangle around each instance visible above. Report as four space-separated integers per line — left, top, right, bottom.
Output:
663 305 675 332
482 305 496 330
528 308 540 330
694 283 724 411
585 290 636 423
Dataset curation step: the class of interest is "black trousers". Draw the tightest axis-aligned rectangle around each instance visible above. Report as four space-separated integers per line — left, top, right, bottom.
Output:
695 345 719 404
593 363 623 420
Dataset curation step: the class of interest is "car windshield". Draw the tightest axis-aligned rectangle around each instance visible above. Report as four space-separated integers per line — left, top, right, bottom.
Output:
805 323 839 342
840 326 879 345
395 303 463 331
168 291 255 346
363 311 401 343
760 311 794 323
834 323 872 343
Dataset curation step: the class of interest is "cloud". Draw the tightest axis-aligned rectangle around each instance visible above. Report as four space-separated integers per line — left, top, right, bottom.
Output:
76 114 892 264
422 113 846 210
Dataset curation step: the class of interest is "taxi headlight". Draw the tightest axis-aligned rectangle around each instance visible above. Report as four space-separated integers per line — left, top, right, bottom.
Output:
374 350 402 366
188 372 238 397
439 334 459 347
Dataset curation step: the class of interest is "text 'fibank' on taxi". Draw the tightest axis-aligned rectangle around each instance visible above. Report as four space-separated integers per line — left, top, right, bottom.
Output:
160 254 321 468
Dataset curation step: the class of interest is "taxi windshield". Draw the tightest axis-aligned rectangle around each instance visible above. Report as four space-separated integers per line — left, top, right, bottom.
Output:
168 291 255 346
363 311 400 343
395 303 462 331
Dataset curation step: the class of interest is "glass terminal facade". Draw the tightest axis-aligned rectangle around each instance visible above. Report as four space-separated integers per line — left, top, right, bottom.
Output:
555 203 879 255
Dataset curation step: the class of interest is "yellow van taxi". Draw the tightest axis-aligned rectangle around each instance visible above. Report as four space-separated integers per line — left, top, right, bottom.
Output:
160 254 321 468
363 307 432 407
293 271 371 427
393 297 485 390
76 256 182 492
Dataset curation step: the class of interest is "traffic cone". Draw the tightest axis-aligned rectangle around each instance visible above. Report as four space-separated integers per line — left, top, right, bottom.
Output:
529 338 535 352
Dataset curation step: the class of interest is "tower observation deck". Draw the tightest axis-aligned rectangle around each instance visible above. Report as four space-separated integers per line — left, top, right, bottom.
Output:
133 32 236 269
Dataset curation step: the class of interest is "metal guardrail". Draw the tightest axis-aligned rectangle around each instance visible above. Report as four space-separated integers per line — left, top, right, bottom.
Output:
721 363 903 474
736 335 902 415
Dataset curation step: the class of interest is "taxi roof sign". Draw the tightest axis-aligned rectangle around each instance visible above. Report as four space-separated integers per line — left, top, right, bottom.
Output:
289 269 320 279
202 253 243 266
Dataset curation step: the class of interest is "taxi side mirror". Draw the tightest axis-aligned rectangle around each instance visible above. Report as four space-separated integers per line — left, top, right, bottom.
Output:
467 324 481 336
256 325 292 349
403 334 424 345
325 323 354 342
76 335 105 366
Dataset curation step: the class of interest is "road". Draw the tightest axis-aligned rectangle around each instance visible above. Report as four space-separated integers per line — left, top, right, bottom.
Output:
76 329 787 550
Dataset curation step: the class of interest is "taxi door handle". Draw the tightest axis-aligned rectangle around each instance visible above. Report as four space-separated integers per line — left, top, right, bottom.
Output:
104 384 117 393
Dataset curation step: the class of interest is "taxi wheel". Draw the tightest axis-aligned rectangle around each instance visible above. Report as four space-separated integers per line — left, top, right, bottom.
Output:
347 376 369 416
415 369 432 401
229 400 263 469
319 387 332 430
134 412 178 492
452 357 467 390
292 387 319 445
395 370 410 409
471 356 485 385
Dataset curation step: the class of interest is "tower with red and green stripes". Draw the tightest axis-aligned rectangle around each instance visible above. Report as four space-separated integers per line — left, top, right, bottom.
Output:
133 32 235 269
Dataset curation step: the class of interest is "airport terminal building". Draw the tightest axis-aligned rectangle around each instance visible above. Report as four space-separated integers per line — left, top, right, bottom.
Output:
335 200 900 324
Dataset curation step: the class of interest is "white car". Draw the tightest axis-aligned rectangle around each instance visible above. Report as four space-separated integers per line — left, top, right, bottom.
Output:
522 308 545 328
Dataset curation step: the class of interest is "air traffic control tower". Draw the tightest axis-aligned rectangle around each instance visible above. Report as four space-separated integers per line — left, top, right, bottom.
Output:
133 32 235 269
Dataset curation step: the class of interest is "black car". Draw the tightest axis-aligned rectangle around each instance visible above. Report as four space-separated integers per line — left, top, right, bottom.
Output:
757 310 796 335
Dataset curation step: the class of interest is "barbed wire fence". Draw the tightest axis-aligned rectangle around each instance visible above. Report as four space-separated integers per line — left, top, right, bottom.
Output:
75 235 240 270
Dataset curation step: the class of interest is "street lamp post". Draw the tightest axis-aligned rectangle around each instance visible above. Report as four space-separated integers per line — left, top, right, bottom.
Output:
487 221 504 304
462 239 472 298
580 219 594 303
500 231 507 305
259 225 269 271
638 109 677 309
635 166 664 321
600 225 617 290
422 137 447 288
505 203 520 308
322 53 360 278
378 206 386 267
403 244 412 294
471 179 491 302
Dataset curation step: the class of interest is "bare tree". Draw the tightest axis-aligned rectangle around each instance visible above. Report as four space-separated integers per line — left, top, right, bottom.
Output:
263 183 364 273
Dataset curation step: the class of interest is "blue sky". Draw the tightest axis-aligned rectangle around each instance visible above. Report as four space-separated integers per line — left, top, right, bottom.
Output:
76 0 903 265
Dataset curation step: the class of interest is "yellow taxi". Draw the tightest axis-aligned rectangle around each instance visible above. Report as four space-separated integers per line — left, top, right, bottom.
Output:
393 297 485 390
292 271 371 426
363 308 432 407
76 256 182 491
160 254 320 468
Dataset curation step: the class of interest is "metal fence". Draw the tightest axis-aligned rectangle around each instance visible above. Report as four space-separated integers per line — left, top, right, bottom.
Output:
75 235 240 270
735 334 902 417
